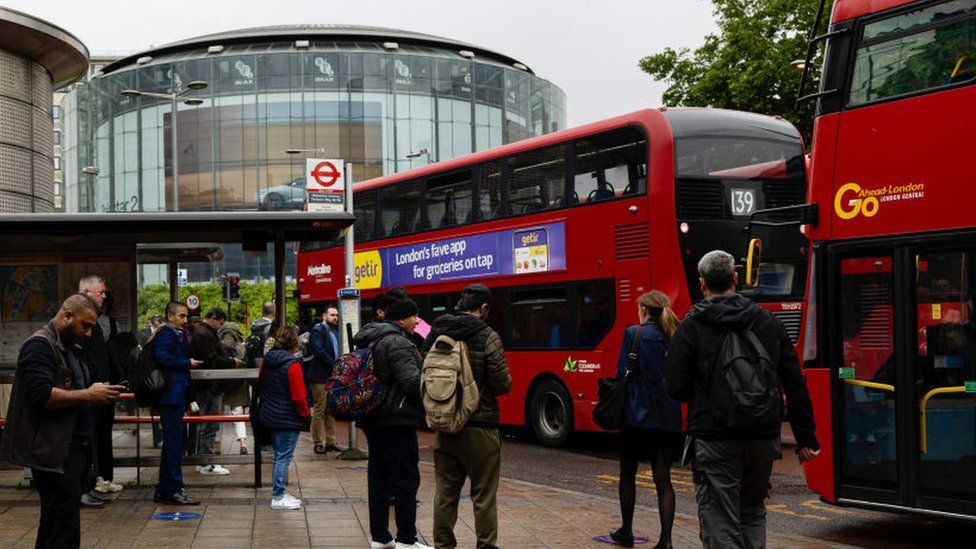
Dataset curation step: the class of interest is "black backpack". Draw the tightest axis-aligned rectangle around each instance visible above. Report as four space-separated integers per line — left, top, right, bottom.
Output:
709 328 781 431
131 336 169 407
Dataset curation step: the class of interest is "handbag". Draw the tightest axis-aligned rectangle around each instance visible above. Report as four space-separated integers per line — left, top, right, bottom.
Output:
249 368 273 448
593 325 643 431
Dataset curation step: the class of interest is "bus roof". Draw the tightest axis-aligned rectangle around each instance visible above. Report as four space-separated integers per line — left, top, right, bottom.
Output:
832 0 918 24
354 107 801 193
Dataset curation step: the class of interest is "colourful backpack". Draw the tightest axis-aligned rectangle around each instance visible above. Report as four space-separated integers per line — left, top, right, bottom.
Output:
324 334 393 421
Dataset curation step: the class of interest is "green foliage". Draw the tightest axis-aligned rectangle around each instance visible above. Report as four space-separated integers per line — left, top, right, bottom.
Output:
137 282 296 329
639 0 832 143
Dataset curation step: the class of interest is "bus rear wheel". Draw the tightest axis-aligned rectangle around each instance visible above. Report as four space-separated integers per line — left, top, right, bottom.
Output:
529 380 573 447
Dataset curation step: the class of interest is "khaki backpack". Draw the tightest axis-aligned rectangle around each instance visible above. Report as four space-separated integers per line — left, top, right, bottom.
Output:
421 334 480 434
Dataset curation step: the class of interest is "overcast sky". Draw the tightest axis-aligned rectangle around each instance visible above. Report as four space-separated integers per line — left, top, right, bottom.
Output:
10 0 716 127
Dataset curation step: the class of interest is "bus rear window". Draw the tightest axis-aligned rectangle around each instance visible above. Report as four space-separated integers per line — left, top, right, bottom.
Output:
675 138 805 180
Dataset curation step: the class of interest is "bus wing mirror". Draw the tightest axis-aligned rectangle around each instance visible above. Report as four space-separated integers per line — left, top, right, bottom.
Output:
746 238 762 288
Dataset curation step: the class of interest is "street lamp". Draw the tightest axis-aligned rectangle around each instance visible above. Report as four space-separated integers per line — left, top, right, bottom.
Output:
790 59 807 71
285 148 327 155
406 147 431 163
82 166 99 212
121 81 208 211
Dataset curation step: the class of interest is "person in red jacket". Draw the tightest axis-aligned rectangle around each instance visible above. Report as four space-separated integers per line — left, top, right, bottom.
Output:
258 326 311 510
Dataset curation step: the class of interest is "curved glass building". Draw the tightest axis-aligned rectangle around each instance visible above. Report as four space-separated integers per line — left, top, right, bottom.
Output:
62 25 566 213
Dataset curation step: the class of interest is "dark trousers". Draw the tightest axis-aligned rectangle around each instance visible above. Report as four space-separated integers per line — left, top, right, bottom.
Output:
363 426 420 545
156 404 185 497
692 438 782 549
94 404 115 481
33 440 90 549
433 427 502 549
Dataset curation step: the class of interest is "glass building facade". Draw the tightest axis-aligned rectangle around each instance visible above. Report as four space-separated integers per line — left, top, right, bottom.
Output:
61 25 566 213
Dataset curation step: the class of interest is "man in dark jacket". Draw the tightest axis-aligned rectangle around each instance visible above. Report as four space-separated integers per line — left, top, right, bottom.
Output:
423 284 511 549
0 295 122 548
189 307 240 474
353 291 430 549
307 305 345 454
665 250 819 549
153 301 203 505
78 275 121 506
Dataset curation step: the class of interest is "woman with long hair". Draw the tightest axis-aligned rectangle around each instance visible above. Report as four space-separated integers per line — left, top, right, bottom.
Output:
610 290 683 549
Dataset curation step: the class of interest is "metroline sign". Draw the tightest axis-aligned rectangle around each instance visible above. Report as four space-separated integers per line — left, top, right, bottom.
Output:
306 158 345 213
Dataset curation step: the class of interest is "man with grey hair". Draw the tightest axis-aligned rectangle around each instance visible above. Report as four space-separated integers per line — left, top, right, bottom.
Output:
665 250 819 548
78 275 124 503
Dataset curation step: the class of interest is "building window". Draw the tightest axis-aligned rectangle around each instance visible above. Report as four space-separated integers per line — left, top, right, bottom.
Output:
53 156 61 170
54 182 62 196
52 105 62 119
52 130 61 145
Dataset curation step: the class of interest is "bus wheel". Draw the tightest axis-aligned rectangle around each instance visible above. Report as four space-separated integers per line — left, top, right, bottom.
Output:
529 380 573 447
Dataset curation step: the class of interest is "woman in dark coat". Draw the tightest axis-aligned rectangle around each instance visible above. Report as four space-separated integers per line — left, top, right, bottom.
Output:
610 290 683 549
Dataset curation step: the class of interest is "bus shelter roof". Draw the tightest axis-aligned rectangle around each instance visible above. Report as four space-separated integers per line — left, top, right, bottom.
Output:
0 211 353 252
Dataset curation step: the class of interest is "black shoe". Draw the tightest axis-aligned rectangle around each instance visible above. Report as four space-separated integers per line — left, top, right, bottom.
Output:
313 445 329 454
325 443 348 452
240 446 248 455
609 528 634 547
87 489 111 502
80 493 105 508
154 491 200 505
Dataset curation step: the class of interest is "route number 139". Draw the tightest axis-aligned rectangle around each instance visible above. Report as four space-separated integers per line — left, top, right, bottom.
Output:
730 189 756 216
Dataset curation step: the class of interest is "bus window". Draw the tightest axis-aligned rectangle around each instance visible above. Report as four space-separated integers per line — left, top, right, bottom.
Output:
354 190 377 242
479 162 507 220
508 145 567 215
675 137 805 180
426 171 474 229
509 286 573 349
380 180 422 237
573 126 648 203
849 1 976 105
578 280 615 347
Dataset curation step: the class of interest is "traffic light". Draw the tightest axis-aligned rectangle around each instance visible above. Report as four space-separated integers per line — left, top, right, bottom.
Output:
226 272 241 302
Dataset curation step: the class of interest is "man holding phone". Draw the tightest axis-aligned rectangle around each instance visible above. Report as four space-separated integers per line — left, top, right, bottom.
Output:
0 295 125 548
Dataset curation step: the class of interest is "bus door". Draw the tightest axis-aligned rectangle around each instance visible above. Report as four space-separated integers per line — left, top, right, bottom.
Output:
830 242 976 515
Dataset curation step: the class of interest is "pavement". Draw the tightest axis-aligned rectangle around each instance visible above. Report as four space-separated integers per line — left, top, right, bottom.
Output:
0 428 858 549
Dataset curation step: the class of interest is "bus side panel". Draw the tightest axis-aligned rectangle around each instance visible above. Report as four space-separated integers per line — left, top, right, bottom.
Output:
804 368 836 503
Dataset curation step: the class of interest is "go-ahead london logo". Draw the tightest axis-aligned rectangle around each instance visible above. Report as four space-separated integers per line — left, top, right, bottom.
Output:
833 182 925 220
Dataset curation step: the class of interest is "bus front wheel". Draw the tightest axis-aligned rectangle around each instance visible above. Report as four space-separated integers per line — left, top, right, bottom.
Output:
529 380 573 447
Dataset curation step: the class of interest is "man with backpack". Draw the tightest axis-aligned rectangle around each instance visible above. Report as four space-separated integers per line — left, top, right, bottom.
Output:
188 307 240 474
665 250 819 549
246 301 275 367
422 284 511 549
307 305 345 454
352 290 431 549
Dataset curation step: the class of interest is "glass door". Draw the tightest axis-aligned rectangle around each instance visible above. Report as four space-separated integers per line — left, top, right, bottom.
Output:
912 251 976 506
834 255 900 495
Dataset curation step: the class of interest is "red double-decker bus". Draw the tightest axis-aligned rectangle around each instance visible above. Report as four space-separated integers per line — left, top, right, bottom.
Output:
780 0 976 520
299 108 809 446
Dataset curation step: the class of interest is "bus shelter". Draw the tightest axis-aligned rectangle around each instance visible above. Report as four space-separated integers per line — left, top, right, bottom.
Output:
0 210 354 486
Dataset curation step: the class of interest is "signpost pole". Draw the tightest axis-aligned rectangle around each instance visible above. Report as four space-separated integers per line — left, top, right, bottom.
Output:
337 164 368 461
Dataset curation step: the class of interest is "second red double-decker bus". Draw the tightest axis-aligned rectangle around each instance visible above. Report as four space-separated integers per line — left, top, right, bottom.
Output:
299 107 809 445
773 0 976 520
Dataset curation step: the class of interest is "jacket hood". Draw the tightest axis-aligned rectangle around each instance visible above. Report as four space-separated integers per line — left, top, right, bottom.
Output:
690 294 762 329
430 312 487 341
263 349 296 370
219 323 243 341
353 321 401 348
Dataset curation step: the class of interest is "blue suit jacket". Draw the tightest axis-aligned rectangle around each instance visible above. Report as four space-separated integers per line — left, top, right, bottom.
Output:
153 325 191 406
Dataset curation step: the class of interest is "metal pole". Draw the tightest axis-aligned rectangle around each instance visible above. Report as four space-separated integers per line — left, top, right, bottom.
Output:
168 262 179 302
274 230 286 324
171 94 179 211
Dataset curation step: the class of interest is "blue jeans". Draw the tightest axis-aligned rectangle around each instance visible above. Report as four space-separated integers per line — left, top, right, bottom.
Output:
156 405 185 497
271 430 300 498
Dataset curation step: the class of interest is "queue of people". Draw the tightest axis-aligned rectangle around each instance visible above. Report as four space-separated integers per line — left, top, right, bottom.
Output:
0 249 821 549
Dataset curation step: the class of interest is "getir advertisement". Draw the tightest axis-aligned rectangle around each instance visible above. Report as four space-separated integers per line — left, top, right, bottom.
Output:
353 222 567 289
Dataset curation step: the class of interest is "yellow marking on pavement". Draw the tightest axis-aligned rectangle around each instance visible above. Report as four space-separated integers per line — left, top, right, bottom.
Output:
766 503 827 521
636 471 695 487
595 474 693 494
800 498 871 517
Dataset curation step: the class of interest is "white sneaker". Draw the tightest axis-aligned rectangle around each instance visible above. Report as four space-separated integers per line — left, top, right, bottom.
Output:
394 543 432 549
282 493 302 506
197 464 230 475
370 542 395 549
270 495 301 510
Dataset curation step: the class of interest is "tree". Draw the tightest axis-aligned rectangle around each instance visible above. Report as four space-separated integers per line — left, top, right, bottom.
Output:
639 0 831 143
137 281 297 332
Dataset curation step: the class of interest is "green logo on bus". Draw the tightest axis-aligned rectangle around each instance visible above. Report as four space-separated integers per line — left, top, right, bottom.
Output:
563 357 578 372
